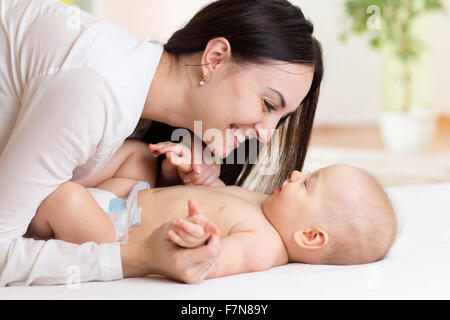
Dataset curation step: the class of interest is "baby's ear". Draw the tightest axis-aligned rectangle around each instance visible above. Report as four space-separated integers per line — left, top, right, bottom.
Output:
293 228 329 249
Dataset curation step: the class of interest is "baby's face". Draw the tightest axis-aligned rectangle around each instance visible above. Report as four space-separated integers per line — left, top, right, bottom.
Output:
262 164 361 262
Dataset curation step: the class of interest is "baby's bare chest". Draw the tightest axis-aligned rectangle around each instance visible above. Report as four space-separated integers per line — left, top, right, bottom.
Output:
128 186 268 242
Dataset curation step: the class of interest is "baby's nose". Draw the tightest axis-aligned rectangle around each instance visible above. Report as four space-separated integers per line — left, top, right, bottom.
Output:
290 170 303 181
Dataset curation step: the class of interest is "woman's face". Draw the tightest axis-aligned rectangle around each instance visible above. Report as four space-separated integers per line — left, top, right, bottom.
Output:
189 37 315 159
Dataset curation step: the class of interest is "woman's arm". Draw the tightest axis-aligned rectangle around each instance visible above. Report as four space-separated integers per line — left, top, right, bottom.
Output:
0 70 221 286
0 70 124 285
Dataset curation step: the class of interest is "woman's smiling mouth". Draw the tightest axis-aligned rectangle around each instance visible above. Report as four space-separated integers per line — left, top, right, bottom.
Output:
229 124 247 147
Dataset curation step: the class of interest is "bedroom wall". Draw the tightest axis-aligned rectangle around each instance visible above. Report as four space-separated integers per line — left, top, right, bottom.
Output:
84 0 450 126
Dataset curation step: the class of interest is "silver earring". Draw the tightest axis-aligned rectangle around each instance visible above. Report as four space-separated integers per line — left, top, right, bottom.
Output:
200 73 209 86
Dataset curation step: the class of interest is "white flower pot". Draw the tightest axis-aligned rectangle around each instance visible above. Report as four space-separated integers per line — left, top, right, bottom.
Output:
379 109 437 153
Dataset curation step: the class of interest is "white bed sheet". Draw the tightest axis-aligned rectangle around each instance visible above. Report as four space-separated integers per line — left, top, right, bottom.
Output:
1 183 449 300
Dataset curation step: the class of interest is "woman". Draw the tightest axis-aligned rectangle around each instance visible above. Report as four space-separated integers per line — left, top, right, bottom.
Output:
0 0 323 286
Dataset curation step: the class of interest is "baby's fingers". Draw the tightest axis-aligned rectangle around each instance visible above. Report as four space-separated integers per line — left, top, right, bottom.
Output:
149 142 175 151
166 152 192 173
148 142 171 155
149 143 180 156
149 142 188 159
168 228 199 247
172 218 205 238
167 229 192 248
168 221 209 248
187 199 204 219
203 220 221 236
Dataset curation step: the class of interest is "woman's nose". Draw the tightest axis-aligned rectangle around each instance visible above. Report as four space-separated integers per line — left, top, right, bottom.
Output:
254 116 281 143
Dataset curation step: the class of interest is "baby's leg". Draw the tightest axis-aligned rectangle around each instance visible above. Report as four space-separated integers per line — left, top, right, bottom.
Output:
26 140 156 244
25 181 116 244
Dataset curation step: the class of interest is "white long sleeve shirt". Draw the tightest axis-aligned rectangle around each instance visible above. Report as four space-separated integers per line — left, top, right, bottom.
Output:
0 0 163 286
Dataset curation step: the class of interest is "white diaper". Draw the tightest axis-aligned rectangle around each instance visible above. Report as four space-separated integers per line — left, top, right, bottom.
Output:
86 181 151 243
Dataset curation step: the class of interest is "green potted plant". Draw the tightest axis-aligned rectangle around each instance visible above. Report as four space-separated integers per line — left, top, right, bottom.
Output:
340 0 445 152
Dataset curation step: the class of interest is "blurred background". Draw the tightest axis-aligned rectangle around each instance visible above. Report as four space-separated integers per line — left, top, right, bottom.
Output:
63 0 450 187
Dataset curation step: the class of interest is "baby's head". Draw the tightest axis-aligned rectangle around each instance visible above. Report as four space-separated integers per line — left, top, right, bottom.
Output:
262 164 397 265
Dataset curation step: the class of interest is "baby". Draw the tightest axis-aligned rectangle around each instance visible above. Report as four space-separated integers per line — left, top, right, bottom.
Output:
25 139 397 280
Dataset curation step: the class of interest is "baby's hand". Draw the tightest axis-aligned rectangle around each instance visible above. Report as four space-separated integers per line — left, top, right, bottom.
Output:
167 199 220 248
149 141 221 186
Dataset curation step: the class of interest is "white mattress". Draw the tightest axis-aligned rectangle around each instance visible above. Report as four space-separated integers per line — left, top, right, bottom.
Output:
1 183 450 299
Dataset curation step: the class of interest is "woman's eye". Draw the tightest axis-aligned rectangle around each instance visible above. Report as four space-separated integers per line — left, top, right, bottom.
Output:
264 99 276 112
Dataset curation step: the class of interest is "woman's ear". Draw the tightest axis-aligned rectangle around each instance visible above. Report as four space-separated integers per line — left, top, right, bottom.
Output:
293 228 329 249
201 37 231 75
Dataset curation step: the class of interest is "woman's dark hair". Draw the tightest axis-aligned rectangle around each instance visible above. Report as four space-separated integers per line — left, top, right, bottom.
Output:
144 0 323 193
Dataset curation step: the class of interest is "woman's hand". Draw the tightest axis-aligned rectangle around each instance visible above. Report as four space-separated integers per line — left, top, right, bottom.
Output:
120 216 221 284
168 199 220 248
149 142 221 186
